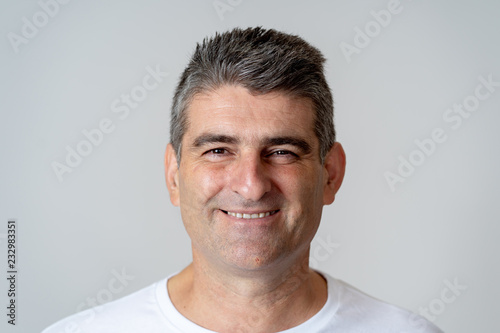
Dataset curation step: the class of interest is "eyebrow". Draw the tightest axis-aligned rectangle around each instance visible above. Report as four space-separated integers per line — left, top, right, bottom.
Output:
263 137 312 154
192 134 312 154
193 134 239 147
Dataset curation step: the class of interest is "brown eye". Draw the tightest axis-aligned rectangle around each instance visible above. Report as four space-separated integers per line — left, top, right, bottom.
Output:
203 148 231 160
272 150 297 157
275 150 290 155
264 150 300 164
209 148 226 154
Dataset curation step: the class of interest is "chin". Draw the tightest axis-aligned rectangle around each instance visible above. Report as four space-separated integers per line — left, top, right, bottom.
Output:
222 246 290 272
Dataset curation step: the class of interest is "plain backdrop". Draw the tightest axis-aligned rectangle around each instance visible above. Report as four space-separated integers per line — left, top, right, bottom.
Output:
1 0 499 332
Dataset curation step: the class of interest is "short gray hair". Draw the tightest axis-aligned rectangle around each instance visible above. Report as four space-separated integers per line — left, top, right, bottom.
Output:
170 27 335 164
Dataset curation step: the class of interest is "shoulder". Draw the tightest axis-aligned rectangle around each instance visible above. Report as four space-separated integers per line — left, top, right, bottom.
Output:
322 273 444 333
41 278 167 333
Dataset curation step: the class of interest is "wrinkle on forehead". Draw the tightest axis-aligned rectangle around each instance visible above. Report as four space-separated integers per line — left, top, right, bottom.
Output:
186 86 315 131
180 85 320 159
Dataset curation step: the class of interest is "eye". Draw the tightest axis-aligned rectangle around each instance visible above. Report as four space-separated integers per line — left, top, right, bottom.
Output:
202 148 230 159
266 149 299 162
207 148 226 155
272 149 297 156
273 150 293 156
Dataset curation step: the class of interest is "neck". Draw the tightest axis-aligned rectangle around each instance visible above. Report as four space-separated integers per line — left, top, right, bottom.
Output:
168 249 328 333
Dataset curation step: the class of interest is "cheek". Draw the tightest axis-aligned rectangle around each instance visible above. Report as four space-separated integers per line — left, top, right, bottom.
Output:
179 164 225 207
276 166 323 200
275 167 324 223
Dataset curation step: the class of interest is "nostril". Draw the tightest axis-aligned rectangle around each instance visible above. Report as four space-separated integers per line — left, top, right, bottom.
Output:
229 157 272 201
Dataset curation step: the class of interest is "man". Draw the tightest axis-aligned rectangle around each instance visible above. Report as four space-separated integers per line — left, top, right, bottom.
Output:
43 27 443 332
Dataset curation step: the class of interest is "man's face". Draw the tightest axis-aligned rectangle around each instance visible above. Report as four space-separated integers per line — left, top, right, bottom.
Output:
165 85 344 271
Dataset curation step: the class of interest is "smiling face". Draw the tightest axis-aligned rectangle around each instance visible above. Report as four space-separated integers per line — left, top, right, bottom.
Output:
165 85 345 272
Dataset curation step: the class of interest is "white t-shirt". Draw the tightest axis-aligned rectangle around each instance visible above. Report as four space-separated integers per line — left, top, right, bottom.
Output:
42 272 443 333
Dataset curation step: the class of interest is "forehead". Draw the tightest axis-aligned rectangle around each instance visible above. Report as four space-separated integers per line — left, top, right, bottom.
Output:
183 86 317 143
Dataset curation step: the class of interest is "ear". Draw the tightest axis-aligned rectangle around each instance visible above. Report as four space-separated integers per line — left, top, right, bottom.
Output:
165 143 180 206
323 142 346 205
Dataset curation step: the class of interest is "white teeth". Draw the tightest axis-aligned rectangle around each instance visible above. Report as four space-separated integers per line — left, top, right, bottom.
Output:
224 210 275 219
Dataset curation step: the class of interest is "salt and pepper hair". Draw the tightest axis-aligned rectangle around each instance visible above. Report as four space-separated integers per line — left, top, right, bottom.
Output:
170 27 335 164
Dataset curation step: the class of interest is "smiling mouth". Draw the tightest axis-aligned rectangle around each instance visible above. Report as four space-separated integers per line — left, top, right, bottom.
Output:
220 210 280 219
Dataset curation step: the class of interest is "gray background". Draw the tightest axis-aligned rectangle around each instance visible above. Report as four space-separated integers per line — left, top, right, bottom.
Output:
1 0 499 332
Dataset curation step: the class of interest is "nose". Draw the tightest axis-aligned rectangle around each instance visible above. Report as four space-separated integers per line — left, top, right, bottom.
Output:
229 152 271 201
